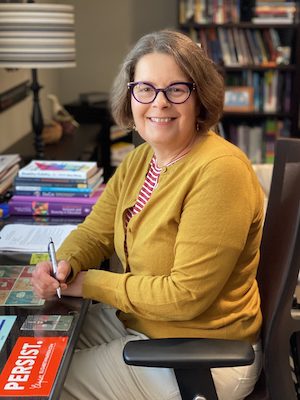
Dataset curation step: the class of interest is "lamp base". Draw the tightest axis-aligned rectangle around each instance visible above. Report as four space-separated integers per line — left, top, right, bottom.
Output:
31 68 44 159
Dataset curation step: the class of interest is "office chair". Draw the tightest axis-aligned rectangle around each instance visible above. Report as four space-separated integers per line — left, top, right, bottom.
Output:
123 137 300 400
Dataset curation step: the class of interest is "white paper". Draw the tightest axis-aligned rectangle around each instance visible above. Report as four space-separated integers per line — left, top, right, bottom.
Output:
0 224 76 253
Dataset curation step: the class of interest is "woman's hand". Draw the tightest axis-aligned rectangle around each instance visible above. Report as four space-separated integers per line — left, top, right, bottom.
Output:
61 271 86 298
31 259 70 300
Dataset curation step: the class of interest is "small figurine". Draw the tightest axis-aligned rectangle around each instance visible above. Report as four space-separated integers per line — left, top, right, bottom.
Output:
47 94 79 135
42 120 63 144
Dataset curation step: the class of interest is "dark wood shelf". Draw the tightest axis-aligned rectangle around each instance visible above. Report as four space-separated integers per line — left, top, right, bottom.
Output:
223 111 292 118
3 123 101 164
224 65 296 72
180 21 299 29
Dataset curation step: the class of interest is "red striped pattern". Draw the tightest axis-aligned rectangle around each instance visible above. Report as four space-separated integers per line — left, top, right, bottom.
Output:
125 156 161 226
124 156 161 258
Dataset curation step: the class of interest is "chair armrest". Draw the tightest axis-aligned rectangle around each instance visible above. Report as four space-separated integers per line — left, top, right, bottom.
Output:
123 338 254 369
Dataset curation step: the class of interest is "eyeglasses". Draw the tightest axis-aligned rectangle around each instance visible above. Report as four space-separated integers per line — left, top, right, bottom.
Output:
127 81 196 104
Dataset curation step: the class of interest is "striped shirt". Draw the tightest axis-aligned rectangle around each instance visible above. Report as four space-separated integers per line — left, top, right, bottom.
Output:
124 156 161 258
125 156 161 226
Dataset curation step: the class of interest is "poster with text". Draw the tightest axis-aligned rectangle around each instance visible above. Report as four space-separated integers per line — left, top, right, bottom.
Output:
0 336 68 396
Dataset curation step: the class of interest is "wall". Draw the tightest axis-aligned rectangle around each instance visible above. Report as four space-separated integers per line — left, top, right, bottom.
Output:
0 68 61 152
58 0 177 104
131 0 177 41
57 0 132 104
0 0 177 153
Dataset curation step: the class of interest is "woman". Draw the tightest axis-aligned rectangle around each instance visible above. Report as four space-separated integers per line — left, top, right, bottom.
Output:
32 30 264 400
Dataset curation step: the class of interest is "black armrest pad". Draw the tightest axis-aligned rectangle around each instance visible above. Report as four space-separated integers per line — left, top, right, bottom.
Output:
123 338 254 368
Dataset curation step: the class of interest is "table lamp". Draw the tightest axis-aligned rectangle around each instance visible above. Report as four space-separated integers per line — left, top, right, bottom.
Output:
0 1 76 159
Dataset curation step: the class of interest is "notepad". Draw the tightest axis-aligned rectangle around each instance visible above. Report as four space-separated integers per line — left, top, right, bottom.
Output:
0 224 76 253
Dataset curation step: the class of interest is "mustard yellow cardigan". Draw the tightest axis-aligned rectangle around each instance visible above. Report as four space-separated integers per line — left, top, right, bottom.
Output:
57 131 264 343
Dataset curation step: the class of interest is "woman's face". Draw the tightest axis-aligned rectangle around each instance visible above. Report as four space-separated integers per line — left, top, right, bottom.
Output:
131 52 198 150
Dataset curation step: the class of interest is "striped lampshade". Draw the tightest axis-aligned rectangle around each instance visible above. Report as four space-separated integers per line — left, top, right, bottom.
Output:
0 3 76 69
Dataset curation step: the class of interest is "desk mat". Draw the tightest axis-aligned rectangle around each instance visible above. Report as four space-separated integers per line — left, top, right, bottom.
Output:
0 265 44 306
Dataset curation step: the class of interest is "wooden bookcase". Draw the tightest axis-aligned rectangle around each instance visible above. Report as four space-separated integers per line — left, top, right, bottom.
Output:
178 0 300 163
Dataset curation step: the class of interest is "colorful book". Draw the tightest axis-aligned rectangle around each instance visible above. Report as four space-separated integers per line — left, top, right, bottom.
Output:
9 185 105 217
9 200 95 217
13 177 104 198
18 160 98 180
14 167 103 188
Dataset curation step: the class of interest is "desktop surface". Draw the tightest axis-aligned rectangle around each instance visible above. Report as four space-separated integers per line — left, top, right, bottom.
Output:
3 123 101 165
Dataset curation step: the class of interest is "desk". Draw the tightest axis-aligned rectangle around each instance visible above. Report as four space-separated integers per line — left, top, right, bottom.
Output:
0 252 89 400
3 123 101 165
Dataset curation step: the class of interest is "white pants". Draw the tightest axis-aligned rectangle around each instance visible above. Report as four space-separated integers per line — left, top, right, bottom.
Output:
61 303 262 400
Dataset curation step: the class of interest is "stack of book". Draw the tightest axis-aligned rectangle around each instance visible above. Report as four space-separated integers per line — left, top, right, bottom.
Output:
252 1 296 24
9 160 105 217
0 154 21 198
111 142 135 167
110 125 135 167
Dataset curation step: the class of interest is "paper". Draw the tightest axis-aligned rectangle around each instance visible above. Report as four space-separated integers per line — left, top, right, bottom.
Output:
30 253 50 264
0 224 76 253
0 154 20 175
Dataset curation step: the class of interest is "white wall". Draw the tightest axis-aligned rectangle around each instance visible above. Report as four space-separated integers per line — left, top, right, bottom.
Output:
0 0 177 153
58 0 177 104
58 0 133 104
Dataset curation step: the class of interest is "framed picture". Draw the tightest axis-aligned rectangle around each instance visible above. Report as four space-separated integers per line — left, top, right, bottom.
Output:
224 87 254 112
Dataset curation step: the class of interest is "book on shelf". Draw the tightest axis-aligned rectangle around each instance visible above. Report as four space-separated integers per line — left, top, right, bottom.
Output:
9 185 105 217
217 28 232 66
111 142 135 167
263 70 279 112
110 125 130 141
252 16 294 24
18 160 98 180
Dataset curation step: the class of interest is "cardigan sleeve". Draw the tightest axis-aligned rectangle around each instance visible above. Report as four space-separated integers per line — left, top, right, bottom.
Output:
56 162 123 276
82 155 264 321
55 143 151 280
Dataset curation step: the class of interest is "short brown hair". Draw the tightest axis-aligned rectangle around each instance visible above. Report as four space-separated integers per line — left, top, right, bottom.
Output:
110 30 224 134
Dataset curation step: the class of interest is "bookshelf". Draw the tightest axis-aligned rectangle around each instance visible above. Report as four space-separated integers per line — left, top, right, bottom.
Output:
178 0 300 163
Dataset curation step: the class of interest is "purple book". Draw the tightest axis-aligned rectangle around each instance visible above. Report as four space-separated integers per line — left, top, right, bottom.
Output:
9 200 94 217
9 186 105 217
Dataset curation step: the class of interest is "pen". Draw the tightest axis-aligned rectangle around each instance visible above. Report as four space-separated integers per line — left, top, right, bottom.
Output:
48 237 61 299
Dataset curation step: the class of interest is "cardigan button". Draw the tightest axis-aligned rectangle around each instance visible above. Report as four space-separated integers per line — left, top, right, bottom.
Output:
161 166 167 173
